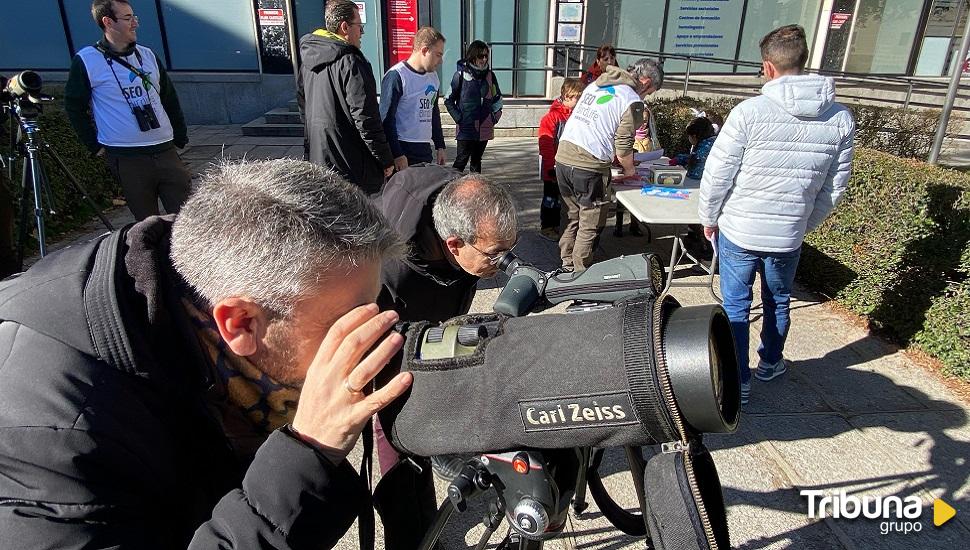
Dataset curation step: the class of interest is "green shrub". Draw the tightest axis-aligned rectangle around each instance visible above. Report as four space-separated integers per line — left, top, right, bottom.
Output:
0 87 120 250
651 97 945 161
799 148 970 378
846 104 946 160
916 247 970 378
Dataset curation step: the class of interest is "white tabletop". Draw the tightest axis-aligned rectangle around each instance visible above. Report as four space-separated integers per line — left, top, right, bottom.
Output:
612 162 702 226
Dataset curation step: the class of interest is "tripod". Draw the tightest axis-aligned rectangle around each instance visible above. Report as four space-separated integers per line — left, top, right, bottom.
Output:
417 447 651 550
5 99 114 269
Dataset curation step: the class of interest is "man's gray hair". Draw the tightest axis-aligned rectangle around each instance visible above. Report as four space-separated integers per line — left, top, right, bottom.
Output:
432 175 516 244
171 158 404 317
627 58 664 90
325 0 358 34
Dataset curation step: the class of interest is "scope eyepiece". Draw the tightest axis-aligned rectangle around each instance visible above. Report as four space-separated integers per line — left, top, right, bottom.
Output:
495 251 519 273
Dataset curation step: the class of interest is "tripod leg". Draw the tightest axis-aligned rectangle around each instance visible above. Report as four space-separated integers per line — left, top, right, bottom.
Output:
26 149 47 257
474 499 504 550
624 446 649 523
571 447 592 515
16 158 31 270
42 143 114 232
417 499 456 550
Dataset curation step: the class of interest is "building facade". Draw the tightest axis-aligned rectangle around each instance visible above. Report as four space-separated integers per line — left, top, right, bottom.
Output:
3 1 967 123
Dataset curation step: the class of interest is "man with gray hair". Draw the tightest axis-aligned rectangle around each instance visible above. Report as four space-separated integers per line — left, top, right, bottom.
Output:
555 57 663 271
299 0 394 195
0 158 414 548
378 164 517 322
373 163 516 549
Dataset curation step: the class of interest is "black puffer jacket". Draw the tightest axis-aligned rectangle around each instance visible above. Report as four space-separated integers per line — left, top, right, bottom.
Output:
0 217 368 549
377 165 480 322
298 31 393 195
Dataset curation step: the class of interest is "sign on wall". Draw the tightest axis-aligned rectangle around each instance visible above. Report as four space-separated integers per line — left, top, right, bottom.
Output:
258 8 285 26
663 0 745 72
555 1 585 43
255 0 292 74
388 0 417 64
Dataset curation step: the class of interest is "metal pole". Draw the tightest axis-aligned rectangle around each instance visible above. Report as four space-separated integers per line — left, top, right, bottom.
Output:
683 58 691 97
928 15 970 165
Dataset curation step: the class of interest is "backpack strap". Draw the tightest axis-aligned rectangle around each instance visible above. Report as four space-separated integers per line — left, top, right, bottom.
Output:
83 229 138 374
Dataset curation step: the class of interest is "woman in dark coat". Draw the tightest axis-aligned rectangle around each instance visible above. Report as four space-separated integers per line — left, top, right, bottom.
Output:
445 40 504 173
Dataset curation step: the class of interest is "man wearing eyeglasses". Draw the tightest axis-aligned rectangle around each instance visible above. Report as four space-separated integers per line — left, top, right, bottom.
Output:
298 0 394 196
377 164 517 323
373 163 515 549
65 0 191 221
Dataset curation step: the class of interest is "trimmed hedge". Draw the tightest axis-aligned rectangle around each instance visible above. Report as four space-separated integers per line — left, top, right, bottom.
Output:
652 97 945 161
796 149 969 379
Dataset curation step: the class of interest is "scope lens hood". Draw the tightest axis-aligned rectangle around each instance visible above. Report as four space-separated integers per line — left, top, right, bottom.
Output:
663 304 740 434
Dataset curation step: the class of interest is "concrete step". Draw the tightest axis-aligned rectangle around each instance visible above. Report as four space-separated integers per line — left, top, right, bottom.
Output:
265 107 302 124
241 117 303 137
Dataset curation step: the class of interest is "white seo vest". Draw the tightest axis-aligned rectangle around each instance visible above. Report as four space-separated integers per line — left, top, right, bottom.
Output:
76 44 174 148
388 61 439 143
559 82 641 162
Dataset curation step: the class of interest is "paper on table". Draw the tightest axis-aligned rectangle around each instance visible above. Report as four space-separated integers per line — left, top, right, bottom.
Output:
633 149 664 162
641 185 689 200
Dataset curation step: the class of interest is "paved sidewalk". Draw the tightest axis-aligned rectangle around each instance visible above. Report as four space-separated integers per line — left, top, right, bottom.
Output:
53 128 970 549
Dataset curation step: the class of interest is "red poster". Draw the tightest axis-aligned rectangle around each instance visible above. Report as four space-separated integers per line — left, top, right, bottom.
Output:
387 0 417 64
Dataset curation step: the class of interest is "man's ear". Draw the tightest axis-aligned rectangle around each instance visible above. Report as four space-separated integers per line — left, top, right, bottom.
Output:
444 236 464 258
763 60 778 79
211 297 269 357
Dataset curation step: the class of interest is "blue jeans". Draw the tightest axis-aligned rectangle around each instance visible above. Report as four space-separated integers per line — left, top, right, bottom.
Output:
718 234 801 384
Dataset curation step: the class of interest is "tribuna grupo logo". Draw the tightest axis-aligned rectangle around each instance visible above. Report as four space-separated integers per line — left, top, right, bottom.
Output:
801 490 957 535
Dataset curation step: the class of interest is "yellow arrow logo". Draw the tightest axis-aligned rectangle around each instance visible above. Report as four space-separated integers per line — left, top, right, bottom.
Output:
934 499 956 527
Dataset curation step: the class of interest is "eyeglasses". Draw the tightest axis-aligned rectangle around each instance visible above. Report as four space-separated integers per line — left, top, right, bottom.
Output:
468 239 517 265
477 53 489 60
113 14 139 24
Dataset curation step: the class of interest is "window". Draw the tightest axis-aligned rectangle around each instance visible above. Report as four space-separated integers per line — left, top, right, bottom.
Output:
663 0 745 73
914 0 970 76
159 0 258 71
0 0 71 70
737 1 822 72
843 0 924 74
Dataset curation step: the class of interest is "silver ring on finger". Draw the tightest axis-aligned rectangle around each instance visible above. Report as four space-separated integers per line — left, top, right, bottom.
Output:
343 378 363 395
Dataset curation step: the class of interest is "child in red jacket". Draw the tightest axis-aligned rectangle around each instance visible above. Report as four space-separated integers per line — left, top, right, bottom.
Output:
537 78 584 239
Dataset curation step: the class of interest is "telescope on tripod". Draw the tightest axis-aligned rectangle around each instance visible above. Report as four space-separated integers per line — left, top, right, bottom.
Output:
380 253 739 550
1 70 113 269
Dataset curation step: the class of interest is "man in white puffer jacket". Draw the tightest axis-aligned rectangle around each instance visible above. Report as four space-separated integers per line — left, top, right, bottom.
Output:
699 25 855 406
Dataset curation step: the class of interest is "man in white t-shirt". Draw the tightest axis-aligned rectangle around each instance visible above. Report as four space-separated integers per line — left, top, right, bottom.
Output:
555 58 664 271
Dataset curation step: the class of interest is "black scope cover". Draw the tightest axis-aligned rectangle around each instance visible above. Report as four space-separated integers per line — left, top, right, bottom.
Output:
376 296 683 457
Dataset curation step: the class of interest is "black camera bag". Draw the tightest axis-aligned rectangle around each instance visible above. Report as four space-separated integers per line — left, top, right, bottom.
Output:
642 439 730 550
377 296 683 457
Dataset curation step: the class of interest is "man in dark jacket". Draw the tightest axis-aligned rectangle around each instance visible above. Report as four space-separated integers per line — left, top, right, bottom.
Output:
0 159 413 549
298 0 393 195
377 164 517 322
372 166 516 549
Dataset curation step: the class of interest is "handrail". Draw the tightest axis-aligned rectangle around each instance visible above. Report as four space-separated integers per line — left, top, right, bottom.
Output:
485 41 966 102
